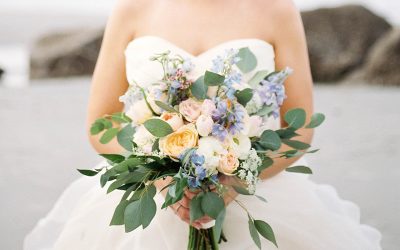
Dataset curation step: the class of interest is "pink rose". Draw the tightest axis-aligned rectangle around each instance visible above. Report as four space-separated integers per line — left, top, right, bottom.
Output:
196 115 214 137
201 99 216 116
160 112 184 131
218 152 239 175
179 98 202 122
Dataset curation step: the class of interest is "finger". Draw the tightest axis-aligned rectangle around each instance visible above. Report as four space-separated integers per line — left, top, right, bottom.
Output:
184 189 200 199
179 196 190 208
196 215 213 224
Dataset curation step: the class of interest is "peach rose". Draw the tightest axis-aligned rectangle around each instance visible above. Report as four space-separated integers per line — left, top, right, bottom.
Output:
179 98 202 122
160 112 184 131
218 152 239 175
159 124 199 158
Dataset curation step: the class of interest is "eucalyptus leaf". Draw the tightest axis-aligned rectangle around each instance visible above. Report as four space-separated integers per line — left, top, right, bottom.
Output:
256 105 274 117
255 195 268 203
258 156 273 172
110 200 130 226
201 192 225 219
100 128 119 144
117 125 135 152
248 216 261 249
111 112 132 123
254 220 278 247
100 154 125 163
213 208 226 241
235 88 253 106
77 169 99 177
90 120 104 135
276 128 299 139
144 119 174 137
259 130 281 151
190 194 205 223
204 71 225 86
249 70 269 87
190 75 208 100
286 166 313 174
237 47 257 73
154 100 179 113
233 185 251 195
306 113 325 128
284 108 306 129
282 139 311 150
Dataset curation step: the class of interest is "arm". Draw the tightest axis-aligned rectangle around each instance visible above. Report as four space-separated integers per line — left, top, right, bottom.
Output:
86 0 137 155
259 1 314 180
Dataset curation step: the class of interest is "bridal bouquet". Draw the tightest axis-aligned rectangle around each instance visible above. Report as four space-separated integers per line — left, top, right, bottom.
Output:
79 47 325 249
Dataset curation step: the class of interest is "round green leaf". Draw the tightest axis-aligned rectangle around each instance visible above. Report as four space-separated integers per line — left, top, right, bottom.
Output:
284 108 306 129
235 88 253 106
282 139 311 150
100 128 119 144
190 75 208 100
236 47 257 73
201 192 225 219
259 130 282 151
190 194 205 223
204 71 225 86
306 113 325 128
117 125 135 151
144 119 174 137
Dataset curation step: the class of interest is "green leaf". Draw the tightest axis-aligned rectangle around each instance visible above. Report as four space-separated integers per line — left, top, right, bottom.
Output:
258 156 273 172
154 100 179 113
144 119 174 137
213 208 226 241
236 47 257 73
233 185 251 195
117 125 135 151
255 195 268 203
191 75 208 100
152 138 160 152
110 200 130 225
100 128 119 144
124 185 157 232
90 120 105 135
305 113 325 129
99 154 125 163
282 139 311 150
248 216 261 249
235 88 253 107
249 70 269 87
276 128 299 139
190 194 205 223
286 166 313 174
259 130 281 151
111 112 132 123
254 220 278 248
204 71 225 86
77 169 99 176
284 108 306 129
201 192 225 219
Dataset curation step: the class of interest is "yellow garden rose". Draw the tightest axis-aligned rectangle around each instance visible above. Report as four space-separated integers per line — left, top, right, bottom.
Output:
159 124 199 158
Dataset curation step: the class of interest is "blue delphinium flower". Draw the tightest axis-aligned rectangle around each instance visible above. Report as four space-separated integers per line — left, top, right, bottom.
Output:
188 176 201 189
182 57 194 73
212 124 229 141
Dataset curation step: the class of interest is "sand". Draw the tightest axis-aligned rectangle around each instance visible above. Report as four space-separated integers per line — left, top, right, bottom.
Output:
0 79 398 249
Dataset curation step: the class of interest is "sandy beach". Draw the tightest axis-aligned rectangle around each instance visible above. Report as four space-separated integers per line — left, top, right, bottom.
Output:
0 80 398 249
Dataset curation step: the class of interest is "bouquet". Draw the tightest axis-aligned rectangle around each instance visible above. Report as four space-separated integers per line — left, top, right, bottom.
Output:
78 47 325 249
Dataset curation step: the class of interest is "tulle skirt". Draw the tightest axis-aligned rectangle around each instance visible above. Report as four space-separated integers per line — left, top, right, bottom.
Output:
24 157 381 250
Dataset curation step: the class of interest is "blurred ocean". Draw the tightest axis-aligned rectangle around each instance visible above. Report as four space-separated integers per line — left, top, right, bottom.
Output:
0 0 399 87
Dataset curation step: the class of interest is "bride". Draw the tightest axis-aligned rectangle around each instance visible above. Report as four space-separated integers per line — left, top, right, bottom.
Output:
25 0 382 249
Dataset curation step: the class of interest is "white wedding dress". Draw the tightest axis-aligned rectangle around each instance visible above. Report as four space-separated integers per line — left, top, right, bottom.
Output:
24 36 382 250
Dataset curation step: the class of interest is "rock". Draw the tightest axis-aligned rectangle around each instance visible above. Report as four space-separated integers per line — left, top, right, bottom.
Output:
30 29 103 79
347 28 400 86
301 5 391 83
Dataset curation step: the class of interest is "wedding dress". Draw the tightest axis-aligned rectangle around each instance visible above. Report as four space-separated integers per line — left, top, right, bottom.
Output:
24 36 382 250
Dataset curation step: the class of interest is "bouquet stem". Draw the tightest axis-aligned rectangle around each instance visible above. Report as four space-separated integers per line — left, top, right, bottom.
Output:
188 226 220 250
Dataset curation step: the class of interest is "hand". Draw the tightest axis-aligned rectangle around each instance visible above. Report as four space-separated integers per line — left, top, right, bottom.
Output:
219 175 241 206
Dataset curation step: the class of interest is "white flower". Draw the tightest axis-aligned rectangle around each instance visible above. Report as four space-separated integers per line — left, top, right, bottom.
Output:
230 133 251 160
196 115 214 137
246 115 264 137
133 125 156 154
201 99 216 116
197 136 227 175
160 112 184 131
126 99 153 125
147 84 168 114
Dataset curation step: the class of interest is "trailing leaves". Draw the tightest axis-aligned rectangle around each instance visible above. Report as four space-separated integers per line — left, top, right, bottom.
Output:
254 220 278 248
110 200 130 226
248 216 261 249
286 166 313 174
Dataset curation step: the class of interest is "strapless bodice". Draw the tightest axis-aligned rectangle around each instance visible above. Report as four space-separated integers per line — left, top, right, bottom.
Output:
124 36 275 88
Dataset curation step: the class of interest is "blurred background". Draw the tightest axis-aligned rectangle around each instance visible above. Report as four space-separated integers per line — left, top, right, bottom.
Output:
0 0 399 249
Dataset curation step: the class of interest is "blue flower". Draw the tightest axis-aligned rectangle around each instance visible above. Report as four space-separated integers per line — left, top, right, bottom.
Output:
188 176 201 189
191 152 205 167
212 124 229 141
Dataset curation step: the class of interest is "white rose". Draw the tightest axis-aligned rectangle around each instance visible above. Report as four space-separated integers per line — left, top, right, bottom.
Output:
201 99 216 116
133 125 156 154
230 133 251 160
196 115 214 137
246 115 264 137
126 99 153 125
197 136 227 174
160 112 184 131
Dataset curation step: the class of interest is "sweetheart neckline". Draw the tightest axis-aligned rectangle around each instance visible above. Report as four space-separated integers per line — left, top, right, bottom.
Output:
125 35 274 58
